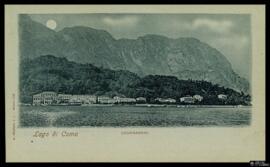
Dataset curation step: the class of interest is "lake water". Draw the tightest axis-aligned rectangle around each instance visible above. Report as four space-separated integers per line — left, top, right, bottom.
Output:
20 106 251 127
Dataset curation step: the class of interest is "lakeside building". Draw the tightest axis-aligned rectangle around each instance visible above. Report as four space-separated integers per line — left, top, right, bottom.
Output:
180 96 195 103
136 97 147 103
57 94 72 104
114 96 136 103
33 92 97 105
33 91 57 105
218 94 227 100
98 96 115 104
155 98 176 103
193 95 203 102
70 95 97 104
33 94 42 105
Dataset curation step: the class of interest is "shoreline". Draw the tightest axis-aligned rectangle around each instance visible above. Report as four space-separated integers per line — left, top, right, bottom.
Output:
20 103 251 108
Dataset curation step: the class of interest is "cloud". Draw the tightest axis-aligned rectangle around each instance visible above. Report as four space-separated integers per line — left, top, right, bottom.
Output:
102 16 139 27
207 34 250 79
191 18 233 33
213 35 249 49
160 18 234 35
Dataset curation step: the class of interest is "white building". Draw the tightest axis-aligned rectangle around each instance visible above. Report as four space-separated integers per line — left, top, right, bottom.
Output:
155 98 176 103
193 95 203 102
33 92 99 105
122 98 136 103
218 94 227 100
180 96 195 103
84 95 97 104
136 97 147 103
98 96 115 104
58 94 72 103
165 98 176 103
69 95 97 104
33 93 42 105
32 91 57 105
114 96 136 103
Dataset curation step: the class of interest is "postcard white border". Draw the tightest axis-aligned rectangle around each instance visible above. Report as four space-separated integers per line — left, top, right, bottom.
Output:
5 5 265 162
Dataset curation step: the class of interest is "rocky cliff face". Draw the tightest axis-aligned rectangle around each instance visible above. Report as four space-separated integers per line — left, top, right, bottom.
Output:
19 15 249 93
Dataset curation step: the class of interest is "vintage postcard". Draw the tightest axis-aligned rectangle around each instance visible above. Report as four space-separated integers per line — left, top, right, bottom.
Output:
5 5 265 162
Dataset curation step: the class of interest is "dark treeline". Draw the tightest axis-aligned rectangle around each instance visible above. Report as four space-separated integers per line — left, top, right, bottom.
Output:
20 55 251 105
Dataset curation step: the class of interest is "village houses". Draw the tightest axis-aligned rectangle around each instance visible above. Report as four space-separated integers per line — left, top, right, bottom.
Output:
32 91 227 106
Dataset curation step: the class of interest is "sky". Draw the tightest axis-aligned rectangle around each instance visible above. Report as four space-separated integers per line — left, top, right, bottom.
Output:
30 14 251 80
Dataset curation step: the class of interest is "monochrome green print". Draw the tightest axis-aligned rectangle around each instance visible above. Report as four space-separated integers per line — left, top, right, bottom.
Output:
19 14 252 127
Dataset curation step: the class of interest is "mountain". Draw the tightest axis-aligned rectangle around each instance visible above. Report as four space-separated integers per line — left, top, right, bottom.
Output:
19 14 250 93
20 55 251 105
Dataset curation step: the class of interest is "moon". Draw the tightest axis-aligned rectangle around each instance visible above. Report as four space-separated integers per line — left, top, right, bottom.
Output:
46 19 57 30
